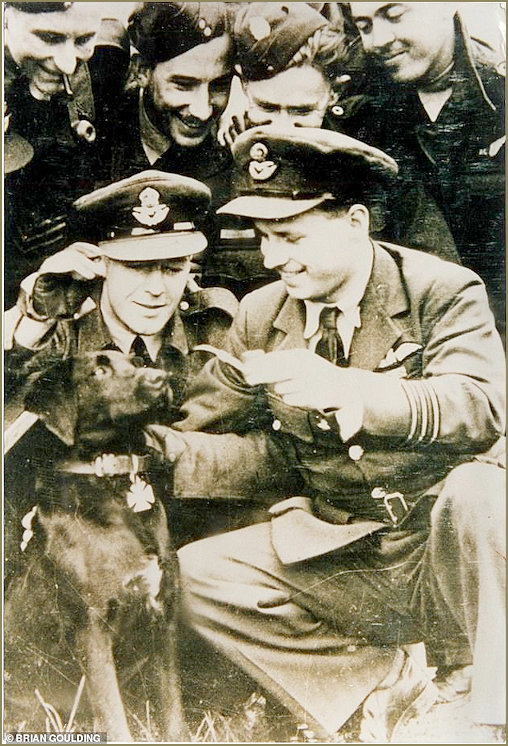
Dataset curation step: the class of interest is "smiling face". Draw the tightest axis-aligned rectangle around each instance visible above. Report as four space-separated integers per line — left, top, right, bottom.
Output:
5 4 101 99
349 3 455 84
142 35 233 148
244 65 333 129
102 257 192 336
255 205 371 303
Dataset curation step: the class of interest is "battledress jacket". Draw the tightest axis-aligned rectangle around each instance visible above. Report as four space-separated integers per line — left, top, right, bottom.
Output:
329 14 505 330
4 19 130 308
173 241 505 558
102 91 276 297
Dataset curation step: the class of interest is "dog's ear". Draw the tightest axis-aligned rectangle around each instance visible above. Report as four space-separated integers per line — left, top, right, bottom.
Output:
24 358 77 446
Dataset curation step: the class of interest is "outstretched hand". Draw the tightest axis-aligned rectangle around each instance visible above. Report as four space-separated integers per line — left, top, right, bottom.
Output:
242 348 363 414
144 424 188 464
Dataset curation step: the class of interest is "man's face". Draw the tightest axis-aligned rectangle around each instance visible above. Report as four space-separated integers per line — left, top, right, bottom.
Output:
103 257 192 336
255 207 366 303
5 4 101 100
350 3 455 84
245 65 333 129
144 35 233 148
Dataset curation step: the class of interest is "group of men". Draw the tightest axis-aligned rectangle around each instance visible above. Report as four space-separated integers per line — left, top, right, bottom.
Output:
4 1 505 742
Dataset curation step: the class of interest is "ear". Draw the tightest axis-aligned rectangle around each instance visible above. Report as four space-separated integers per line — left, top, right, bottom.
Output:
347 203 370 232
24 358 77 447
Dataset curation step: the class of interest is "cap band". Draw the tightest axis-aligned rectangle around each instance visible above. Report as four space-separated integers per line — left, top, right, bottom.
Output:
99 231 207 261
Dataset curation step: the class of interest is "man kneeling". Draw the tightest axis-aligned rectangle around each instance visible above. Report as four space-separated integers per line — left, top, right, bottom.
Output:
150 127 505 740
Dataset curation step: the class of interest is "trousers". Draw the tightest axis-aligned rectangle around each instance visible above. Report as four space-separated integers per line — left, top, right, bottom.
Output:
178 462 505 735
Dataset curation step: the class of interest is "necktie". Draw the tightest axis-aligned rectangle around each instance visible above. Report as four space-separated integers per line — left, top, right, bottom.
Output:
130 336 153 367
315 307 346 366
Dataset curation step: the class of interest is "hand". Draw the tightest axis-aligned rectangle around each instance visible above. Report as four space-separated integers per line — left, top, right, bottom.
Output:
217 76 248 149
144 425 187 464
31 243 105 319
38 242 105 281
242 348 363 413
218 113 246 149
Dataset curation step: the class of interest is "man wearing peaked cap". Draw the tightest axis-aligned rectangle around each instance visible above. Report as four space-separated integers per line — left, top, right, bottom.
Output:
148 127 505 737
8 170 238 428
220 125 398 222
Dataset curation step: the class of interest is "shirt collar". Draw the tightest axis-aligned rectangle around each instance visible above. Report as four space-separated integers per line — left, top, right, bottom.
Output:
303 242 373 339
138 89 172 165
99 290 163 362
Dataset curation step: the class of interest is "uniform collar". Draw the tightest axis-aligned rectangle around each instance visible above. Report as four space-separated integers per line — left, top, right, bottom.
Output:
74 289 189 358
302 244 372 340
138 89 172 165
100 290 163 361
452 12 497 112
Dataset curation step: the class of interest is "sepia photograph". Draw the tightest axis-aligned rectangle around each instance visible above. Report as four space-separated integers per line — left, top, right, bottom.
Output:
3 1 506 743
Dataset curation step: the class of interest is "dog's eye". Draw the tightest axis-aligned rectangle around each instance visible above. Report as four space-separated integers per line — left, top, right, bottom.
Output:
93 366 111 378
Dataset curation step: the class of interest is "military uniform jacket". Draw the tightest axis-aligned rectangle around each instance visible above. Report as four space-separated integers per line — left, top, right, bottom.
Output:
330 14 505 327
103 91 233 214
7 283 238 426
4 21 130 308
175 242 505 559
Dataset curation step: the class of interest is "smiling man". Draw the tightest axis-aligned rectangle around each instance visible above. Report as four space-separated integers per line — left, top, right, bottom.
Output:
4 2 130 308
147 126 505 740
8 171 238 421
334 2 506 336
105 2 234 216
5 2 102 101
217 2 347 146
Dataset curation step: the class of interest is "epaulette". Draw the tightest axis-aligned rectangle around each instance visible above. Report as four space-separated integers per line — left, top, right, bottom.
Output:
180 286 239 319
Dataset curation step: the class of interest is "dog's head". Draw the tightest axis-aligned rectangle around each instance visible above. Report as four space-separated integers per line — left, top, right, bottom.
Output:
24 351 171 452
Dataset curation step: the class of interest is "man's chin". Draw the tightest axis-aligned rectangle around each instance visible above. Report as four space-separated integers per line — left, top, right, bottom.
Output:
171 121 212 148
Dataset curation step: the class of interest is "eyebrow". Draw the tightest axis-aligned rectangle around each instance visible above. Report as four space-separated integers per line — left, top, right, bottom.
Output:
33 29 97 40
353 3 403 20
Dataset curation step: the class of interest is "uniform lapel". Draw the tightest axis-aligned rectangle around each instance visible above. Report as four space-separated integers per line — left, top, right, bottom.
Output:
349 243 410 371
272 295 308 349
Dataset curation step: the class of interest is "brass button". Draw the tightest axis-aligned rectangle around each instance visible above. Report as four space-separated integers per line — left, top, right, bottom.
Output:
317 417 331 431
348 445 364 461
272 419 282 431
179 300 190 311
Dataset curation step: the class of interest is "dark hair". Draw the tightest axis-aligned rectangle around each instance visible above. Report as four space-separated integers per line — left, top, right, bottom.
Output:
6 2 73 12
318 182 388 233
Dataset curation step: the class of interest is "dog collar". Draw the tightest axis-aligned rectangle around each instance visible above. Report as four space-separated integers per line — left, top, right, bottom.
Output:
57 453 150 478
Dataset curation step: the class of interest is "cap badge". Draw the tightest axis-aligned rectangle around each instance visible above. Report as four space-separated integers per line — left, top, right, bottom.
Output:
132 187 170 227
249 17 271 41
249 142 278 181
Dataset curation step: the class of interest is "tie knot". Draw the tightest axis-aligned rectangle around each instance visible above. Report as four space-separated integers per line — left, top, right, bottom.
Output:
130 336 152 366
320 306 339 331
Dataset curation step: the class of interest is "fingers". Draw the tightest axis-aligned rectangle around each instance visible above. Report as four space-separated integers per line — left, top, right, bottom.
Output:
242 350 305 385
143 425 187 463
38 243 105 280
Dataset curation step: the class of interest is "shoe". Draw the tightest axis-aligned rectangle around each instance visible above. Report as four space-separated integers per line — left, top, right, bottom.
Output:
359 650 438 742
435 665 473 703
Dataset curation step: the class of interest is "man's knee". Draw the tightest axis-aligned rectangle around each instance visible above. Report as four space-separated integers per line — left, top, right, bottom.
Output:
431 461 505 538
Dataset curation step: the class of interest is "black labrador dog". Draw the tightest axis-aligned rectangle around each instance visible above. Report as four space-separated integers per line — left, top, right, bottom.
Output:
4 350 187 742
